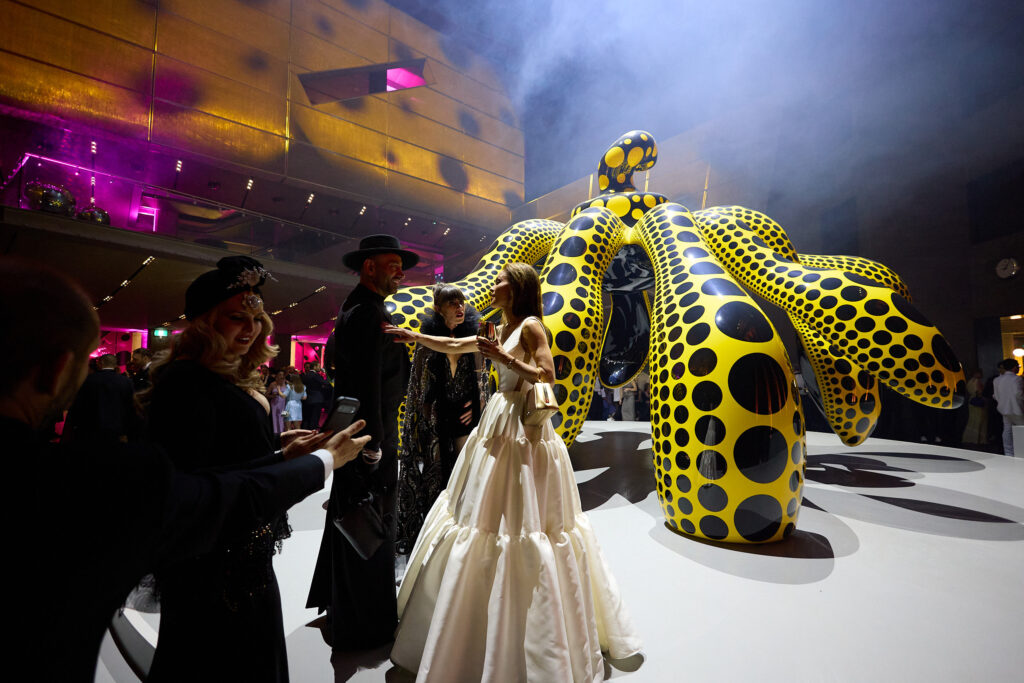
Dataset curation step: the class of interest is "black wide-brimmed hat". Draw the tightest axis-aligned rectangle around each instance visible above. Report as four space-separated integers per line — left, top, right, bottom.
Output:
185 256 273 320
342 234 419 272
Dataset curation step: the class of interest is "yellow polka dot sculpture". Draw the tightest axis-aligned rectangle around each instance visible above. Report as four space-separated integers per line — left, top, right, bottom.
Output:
385 130 965 543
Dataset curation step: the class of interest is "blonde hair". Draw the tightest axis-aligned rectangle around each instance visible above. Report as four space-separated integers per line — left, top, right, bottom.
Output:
145 307 278 400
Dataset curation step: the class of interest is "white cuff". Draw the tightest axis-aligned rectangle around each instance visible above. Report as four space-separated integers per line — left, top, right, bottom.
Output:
312 448 333 480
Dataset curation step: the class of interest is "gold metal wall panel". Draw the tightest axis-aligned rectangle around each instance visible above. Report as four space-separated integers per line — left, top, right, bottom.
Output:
157 13 287 96
0 52 149 139
385 137 520 206
384 101 462 160
462 191 514 229
291 0 388 64
290 101 387 167
427 57 513 124
318 0 390 33
288 140 386 198
384 170 467 225
288 69 390 132
0 2 152 91
153 55 286 135
394 87 523 156
288 26 369 74
150 100 286 173
457 133 524 184
15 0 157 47
385 6 504 93
159 0 289 59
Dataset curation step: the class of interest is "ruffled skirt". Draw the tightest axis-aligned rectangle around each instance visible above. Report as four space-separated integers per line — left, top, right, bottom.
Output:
392 391 641 682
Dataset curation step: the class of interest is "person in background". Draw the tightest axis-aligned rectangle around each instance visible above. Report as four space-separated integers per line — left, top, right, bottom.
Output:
131 347 153 391
302 361 331 430
395 283 481 555
62 352 136 445
993 358 1024 456
960 369 989 446
268 369 288 434
2 257 369 681
621 377 639 421
284 372 307 431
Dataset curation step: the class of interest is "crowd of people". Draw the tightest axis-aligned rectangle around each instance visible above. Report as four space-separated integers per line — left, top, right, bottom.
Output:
4 233 642 682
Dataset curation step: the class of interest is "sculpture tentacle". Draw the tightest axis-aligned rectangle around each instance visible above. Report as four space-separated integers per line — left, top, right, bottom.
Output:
539 207 626 445
386 218 563 331
693 209 965 409
694 206 882 445
635 203 806 543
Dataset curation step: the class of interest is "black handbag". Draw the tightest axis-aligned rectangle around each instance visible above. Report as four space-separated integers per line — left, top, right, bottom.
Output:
334 493 386 561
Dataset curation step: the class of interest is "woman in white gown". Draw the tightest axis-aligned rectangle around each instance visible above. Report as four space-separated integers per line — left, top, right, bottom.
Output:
386 263 642 682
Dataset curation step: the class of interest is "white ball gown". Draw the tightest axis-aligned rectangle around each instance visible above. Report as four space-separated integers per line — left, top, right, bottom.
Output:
391 318 642 682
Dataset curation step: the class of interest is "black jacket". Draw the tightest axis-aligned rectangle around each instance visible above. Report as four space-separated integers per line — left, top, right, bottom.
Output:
6 415 326 682
62 368 136 444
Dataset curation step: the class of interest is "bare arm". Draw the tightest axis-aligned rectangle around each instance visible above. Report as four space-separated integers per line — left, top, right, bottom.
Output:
478 318 554 384
384 325 479 354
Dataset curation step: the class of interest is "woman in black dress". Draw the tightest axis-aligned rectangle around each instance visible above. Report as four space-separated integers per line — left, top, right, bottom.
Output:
144 256 342 682
395 284 482 555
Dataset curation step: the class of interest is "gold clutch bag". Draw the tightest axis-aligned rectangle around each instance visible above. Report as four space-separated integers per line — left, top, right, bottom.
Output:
522 382 560 425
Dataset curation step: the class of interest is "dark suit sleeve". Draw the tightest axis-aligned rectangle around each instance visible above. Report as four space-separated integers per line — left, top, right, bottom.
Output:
338 301 386 452
151 449 326 561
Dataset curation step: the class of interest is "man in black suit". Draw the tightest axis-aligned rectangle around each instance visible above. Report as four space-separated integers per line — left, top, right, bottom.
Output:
301 361 330 430
307 234 418 650
62 353 136 444
130 346 153 391
1 258 370 681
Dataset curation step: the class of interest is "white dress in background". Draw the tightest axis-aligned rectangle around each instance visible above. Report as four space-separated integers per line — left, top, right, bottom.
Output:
391 317 642 682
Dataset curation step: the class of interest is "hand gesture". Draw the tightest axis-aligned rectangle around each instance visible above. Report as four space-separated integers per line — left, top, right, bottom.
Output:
459 400 473 425
324 419 371 470
476 336 507 363
281 429 331 459
384 324 417 344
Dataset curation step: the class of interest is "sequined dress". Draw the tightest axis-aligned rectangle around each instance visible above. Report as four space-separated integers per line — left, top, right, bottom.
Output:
146 360 293 682
391 318 642 682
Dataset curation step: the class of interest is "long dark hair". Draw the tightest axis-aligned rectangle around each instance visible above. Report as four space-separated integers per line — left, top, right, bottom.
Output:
501 262 543 324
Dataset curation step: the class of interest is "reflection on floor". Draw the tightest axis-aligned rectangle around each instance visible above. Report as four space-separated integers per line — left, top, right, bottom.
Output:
105 422 1024 682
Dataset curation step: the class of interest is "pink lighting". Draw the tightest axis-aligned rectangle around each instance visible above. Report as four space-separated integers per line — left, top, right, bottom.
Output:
386 67 427 92
137 205 159 231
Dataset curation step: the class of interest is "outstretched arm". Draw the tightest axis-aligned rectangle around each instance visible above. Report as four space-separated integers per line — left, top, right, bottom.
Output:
384 325 479 354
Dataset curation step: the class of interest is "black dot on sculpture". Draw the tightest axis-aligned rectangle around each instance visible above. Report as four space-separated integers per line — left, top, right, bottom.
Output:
559 236 587 258
683 306 705 324
543 292 564 316
728 353 788 414
674 405 689 423
856 417 870 432
680 292 699 307
873 330 893 345
885 316 908 333
701 279 746 297
675 473 692 492
555 331 575 353
865 299 890 316
393 292 412 302
671 214 694 227
820 277 842 290
695 415 726 445
836 305 857 321
571 216 595 231
819 295 837 309
793 410 803 435
692 382 723 411
696 450 727 479
698 484 728 512
675 452 690 470
684 247 709 259
734 426 789 483
855 317 876 332
691 262 725 276
734 495 783 542
891 293 930 326
677 497 693 515
554 355 571 380
699 515 729 539
548 263 577 286
563 312 581 329
904 334 923 351
679 518 696 534
715 301 774 343
931 334 960 372
675 428 690 448
687 323 711 345
689 348 717 376
841 285 867 302
673 384 687 401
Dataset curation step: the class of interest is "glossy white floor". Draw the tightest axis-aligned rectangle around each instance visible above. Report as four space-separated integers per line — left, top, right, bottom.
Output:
103 422 1024 682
